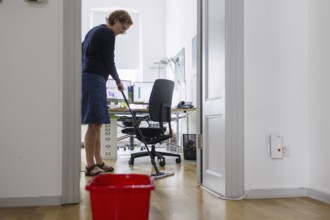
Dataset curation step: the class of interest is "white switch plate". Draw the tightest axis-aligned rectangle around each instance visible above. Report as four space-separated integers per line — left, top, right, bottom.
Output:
270 134 283 159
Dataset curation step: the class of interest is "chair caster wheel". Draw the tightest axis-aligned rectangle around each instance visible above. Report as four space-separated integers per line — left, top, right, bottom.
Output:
159 159 166 167
176 158 181 164
128 159 134 166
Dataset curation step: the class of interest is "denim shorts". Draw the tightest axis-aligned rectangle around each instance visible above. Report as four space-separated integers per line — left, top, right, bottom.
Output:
81 73 110 124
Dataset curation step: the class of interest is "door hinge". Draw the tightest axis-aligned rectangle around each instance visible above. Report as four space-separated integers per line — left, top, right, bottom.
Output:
197 134 203 149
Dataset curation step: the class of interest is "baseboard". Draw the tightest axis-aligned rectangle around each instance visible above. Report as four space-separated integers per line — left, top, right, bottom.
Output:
245 187 330 205
307 188 330 204
245 188 308 199
1 188 329 208
0 196 62 208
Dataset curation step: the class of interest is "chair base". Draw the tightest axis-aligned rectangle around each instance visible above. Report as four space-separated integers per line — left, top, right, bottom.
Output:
117 136 141 151
128 145 181 167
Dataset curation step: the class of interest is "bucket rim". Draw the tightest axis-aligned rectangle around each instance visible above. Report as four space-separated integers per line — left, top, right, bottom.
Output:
85 173 155 191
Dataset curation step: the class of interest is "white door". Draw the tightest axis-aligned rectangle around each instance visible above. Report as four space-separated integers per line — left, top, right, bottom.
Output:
199 0 244 198
201 0 226 195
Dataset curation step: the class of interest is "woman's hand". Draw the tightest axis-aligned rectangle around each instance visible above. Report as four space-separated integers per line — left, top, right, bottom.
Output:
117 83 125 91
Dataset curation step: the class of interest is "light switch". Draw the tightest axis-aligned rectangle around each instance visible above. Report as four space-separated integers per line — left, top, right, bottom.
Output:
270 134 283 159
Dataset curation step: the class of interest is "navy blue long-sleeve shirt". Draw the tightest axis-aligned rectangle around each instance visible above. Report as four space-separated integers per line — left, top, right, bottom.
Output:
82 24 121 84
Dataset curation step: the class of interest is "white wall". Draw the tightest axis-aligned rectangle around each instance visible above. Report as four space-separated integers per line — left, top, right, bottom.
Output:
165 0 197 105
166 0 197 134
309 0 330 195
82 0 166 82
0 1 63 198
244 0 309 190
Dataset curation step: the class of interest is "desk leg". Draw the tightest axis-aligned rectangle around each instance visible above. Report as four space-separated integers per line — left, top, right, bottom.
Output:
166 113 182 153
176 113 180 146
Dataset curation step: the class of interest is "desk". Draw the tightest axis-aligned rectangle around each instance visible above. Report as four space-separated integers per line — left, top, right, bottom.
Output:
109 107 196 115
109 107 196 151
83 108 196 160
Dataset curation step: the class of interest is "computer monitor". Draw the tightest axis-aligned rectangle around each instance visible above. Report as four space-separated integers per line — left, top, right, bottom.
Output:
106 79 132 103
132 81 154 104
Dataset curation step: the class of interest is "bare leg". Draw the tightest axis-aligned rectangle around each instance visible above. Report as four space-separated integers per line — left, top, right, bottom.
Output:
93 124 114 172
94 126 103 165
84 123 102 167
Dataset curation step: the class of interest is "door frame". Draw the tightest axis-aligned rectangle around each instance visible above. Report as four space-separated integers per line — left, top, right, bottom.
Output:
62 0 81 204
61 0 244 202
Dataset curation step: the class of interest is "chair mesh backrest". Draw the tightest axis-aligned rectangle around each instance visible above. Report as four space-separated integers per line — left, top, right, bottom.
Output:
148 79 174 122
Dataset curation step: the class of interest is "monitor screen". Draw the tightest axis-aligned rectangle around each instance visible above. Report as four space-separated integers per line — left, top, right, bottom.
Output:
132 82 154 104
106 79 132 102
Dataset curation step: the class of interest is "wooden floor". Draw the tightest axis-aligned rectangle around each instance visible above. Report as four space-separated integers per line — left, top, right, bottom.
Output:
1 148 330 220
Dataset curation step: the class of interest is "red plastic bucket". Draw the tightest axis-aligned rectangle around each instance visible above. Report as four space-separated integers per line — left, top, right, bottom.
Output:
86 174 155 220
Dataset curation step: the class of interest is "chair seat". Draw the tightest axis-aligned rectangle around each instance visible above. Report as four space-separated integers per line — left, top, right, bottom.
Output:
122 127 171 144
119 116 142 127
122 127 166 138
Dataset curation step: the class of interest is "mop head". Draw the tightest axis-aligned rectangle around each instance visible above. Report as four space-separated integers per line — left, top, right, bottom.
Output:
151 171 175 180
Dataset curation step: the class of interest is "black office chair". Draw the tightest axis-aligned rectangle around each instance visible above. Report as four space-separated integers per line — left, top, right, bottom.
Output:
121 79 181 169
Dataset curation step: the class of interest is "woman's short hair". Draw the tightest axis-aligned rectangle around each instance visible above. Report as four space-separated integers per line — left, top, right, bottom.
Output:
106 10 133 26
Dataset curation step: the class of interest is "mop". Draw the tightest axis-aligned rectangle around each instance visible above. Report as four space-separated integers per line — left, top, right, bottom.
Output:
121 91 174 180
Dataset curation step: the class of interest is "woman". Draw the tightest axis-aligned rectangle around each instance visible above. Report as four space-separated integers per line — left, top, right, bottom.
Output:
81 10 133 176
